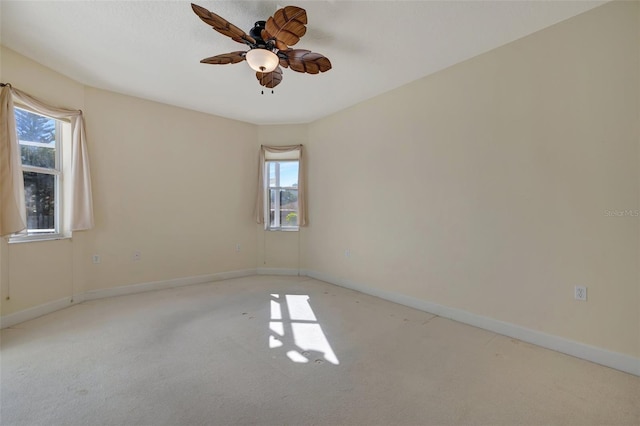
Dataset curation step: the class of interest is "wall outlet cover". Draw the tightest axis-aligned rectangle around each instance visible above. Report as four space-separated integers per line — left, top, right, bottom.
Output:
574 286 587 301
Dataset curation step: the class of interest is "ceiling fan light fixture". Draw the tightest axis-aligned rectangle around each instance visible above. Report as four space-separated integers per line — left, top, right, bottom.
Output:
245 48 279 73
191 4 331 90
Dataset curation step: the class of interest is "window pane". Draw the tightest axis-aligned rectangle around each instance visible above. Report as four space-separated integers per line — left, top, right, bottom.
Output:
280 210 298 227
268 162 277 188
280 189 298 227
15 108 57 168
20 145 56 169
265 160 299 229
269 189 277 227
23 172 55 232
279 162 298 187
15 109 56 144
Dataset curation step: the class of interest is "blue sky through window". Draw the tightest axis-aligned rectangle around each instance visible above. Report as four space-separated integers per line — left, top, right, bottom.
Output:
279 162 298 187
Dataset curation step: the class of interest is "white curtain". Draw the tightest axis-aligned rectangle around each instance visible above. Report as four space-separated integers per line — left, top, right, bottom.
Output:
0 85 26 236
0 84 94 236
255 144 307 227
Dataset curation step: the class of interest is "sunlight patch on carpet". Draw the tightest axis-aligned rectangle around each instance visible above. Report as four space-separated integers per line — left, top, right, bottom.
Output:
269 294 339 365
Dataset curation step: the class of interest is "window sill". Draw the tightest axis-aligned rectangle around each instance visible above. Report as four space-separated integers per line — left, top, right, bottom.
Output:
8 234 71 244
266 228 299 232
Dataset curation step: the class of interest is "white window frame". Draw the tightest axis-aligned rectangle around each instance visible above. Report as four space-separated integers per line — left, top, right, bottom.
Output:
10 106 68 243
265 160 299 231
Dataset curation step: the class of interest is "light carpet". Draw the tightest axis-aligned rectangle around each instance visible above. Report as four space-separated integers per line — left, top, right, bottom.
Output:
1 275 638 425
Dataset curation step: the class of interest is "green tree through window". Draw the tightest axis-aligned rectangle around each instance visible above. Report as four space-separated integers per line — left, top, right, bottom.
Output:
267 160 299 230
14 107 59 234
15 108 55 143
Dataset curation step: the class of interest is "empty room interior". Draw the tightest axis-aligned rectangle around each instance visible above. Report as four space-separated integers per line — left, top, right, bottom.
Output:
0 0 639 425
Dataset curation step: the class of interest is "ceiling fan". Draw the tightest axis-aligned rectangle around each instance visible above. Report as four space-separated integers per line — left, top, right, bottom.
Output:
191 3 332 92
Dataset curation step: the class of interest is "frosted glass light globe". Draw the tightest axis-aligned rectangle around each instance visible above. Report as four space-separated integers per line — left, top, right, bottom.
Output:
245 49 279 73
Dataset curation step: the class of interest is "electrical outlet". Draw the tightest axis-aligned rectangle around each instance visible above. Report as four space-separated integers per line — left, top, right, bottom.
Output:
344 249 351 258
574 286 587 301
236 244 241 252
133 250 141 262
92 254 101 264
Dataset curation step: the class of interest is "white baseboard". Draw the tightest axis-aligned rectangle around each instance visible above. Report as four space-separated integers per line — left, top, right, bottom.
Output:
1 268 257 328
0 296 76 328
256 267 301 276
304 269 640 377
0 268 299 328
2 267 638 377
83 268 257 301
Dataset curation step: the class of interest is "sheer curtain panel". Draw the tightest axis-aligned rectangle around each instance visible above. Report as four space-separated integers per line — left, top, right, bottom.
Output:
0 85 26 236
0 84 94 236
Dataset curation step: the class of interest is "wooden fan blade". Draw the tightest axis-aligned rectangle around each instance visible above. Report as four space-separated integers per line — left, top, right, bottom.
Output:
191 3 255 45
200 51 246 65
262 28 287 52
265 6 307 49
261 29 275 46
281 49 332 74
256 66 283 88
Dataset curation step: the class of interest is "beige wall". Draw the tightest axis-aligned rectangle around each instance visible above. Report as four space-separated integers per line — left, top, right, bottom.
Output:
0 46 258 315
305 1 639 357
82 88 257 291
0 47 85 314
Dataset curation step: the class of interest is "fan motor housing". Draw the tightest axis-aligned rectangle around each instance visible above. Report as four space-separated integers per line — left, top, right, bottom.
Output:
250 21 268 47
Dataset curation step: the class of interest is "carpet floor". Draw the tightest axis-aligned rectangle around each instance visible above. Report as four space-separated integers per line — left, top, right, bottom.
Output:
1 275 638 426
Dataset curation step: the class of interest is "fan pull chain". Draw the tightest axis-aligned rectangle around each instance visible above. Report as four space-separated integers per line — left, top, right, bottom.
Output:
258 69 275 95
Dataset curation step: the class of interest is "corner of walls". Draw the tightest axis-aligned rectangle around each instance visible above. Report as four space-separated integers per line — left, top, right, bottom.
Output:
256 123 310 271
80 87 259 293
637 0 640 364
0 46 85 108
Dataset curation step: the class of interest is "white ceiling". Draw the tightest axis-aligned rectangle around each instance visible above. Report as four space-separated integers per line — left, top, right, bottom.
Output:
1 0 606 125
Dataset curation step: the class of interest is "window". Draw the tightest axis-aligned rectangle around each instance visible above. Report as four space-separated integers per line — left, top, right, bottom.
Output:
266 160 299 230
13 107 69 240
256 144 305 229
0 85 93 239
